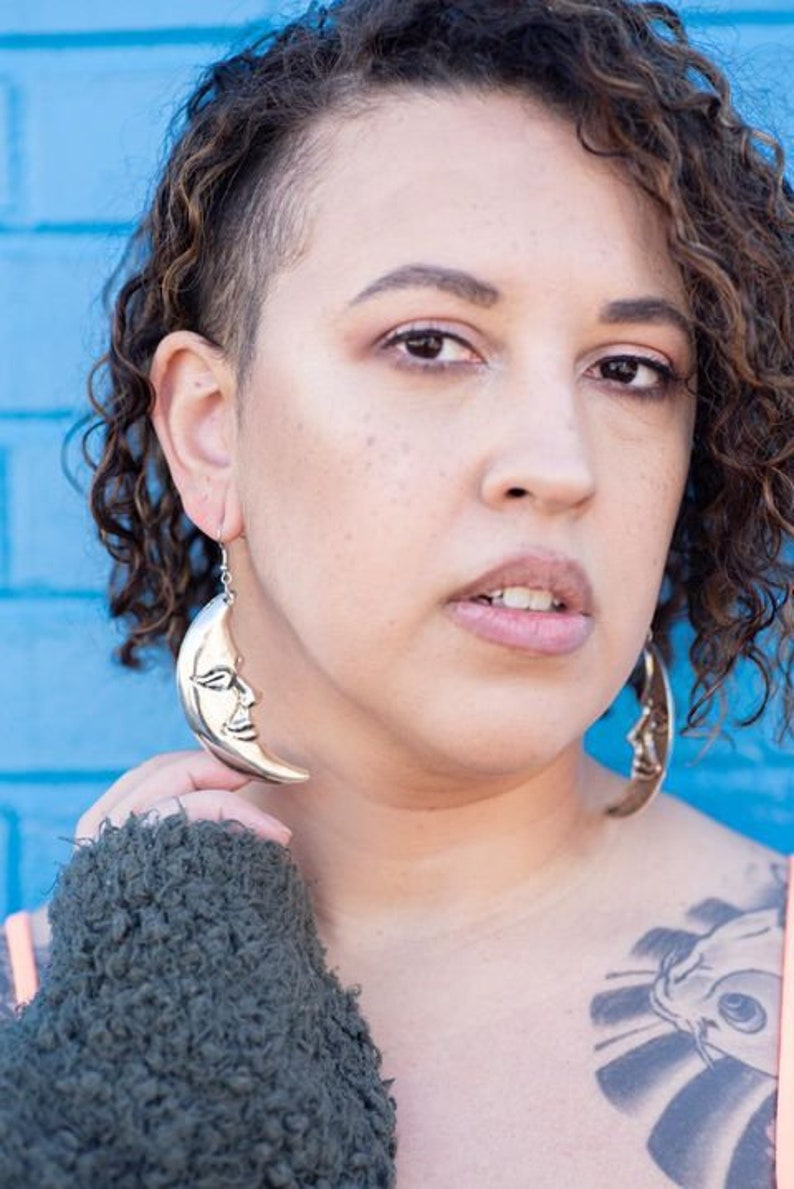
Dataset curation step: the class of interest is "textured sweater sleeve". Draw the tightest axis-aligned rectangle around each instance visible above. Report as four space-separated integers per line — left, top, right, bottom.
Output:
0 816 397 1188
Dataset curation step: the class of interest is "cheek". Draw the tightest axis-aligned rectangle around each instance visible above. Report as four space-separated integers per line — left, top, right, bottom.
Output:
603 398 692 518
596 407 692 610
235 389 448 622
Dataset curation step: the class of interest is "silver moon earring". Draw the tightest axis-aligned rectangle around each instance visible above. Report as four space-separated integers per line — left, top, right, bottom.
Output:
606 636 674 818
176 542 310 784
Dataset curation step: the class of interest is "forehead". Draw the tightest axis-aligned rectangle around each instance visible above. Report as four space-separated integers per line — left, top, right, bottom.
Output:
266 88 681 311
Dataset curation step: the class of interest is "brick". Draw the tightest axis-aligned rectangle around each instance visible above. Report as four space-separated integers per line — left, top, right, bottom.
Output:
0 77 14 213
18 49 216 226
0 0 285 35
0 777 116 915
683 1 794 15
0 446 8 584
0 417 106 592
0 597 192 773
0 235 120 413
0 803 22 918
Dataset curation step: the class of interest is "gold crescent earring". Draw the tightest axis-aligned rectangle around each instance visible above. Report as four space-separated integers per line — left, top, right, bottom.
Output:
606 636 674 818
176 542 310 784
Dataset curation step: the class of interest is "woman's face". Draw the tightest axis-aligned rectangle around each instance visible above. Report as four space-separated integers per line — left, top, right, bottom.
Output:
229 89 695 784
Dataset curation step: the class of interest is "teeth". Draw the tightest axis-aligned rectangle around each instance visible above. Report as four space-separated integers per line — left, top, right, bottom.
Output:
492 586 557 611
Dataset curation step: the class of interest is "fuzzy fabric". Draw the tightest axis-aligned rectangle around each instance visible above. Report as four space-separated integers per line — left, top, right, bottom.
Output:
0 816 397 1187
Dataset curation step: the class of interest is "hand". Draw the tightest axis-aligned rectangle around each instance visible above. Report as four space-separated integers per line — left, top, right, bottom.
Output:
75 750 292 847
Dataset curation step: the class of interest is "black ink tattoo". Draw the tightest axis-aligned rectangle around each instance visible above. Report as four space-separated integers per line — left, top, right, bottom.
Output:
591 869 786 1188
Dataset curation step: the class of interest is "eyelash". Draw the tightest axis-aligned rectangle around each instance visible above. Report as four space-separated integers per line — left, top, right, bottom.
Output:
379 325 684 398
586 354 683 400
379 324 481 372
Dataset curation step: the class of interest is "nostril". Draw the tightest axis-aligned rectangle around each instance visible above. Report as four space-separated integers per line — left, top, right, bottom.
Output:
506 487 528 499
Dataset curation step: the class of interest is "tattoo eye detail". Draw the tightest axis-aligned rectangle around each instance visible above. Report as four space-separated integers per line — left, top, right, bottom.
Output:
590 872 786 1188
718 992 767 1035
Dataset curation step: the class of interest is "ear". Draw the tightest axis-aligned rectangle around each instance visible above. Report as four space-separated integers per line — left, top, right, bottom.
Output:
150 331 244 540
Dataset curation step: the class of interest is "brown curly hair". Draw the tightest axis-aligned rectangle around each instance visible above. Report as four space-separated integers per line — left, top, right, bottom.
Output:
84 0 794 735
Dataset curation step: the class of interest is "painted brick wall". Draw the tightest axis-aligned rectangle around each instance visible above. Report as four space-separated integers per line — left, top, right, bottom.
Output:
0 0 792 916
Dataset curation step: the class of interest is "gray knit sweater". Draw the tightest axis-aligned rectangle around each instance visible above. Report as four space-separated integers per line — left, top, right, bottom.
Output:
0 816 397 1187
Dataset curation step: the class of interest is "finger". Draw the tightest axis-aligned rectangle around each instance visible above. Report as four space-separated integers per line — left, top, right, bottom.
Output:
76 751 251 839
86 789 292 847
76 751 200 834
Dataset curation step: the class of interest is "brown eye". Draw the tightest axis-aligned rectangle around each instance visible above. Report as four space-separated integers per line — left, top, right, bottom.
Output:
403 332 446 359
381 325 481 369
601 358 642 383
591 351 675 389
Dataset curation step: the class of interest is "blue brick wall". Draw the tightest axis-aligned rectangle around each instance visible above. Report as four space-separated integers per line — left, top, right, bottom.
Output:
0 1 792 915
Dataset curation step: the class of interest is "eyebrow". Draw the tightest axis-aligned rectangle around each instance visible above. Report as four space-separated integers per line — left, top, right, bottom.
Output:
600 297 693 340
350 264 501 309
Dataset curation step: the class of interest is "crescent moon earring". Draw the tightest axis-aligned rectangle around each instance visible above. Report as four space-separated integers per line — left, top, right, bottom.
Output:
176 540 310 784
606 635 674 818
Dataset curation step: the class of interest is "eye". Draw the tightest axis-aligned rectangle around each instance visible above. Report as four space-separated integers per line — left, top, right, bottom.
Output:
587 353 680 397
380 324 482 370
717 992 767 1034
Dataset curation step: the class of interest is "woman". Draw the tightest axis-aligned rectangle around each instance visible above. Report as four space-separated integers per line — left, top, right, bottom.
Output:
1 0 792 1184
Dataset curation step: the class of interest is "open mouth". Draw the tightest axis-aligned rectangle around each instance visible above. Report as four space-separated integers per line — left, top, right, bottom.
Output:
472 586 567 613
446 554 593 654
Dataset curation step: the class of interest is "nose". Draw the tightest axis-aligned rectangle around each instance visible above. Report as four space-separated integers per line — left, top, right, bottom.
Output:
478 375 596 514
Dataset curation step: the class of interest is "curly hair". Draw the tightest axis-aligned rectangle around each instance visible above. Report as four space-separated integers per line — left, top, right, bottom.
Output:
85 0 794 735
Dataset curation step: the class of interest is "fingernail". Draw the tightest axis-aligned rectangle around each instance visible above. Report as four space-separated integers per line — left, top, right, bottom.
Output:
266 821 292 846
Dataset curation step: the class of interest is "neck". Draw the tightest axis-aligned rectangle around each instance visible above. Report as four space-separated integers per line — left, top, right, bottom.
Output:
229 559 622 950
255 747 619 952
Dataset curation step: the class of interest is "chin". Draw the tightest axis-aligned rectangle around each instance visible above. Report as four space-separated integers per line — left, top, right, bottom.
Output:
406 719 580 786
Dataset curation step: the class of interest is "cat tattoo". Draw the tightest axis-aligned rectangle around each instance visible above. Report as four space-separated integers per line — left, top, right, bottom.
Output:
591 869 786 1188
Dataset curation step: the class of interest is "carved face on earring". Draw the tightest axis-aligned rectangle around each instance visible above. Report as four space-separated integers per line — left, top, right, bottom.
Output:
607 640 674 818
627 701 667 782
191 663 259 743
177 583 310 784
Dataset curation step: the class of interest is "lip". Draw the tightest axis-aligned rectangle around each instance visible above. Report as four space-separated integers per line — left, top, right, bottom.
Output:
446 550 594 656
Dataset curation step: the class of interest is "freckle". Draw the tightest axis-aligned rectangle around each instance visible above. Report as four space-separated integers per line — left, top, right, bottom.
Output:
365 434 376 447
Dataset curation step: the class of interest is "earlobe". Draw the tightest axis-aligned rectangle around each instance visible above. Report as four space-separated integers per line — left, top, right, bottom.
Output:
150 330 243 540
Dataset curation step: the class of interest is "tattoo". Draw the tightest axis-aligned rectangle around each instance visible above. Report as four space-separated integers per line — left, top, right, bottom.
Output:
591 868 786 1188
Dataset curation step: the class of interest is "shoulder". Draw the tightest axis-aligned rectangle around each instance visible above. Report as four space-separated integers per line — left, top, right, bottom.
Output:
625 790 786 900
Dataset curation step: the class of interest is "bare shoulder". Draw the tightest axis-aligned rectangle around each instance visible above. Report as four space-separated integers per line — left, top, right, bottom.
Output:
626 790 786 901
610 789 787 1002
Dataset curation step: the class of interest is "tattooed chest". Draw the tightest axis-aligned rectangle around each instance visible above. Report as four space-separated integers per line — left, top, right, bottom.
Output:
591 873 785 1188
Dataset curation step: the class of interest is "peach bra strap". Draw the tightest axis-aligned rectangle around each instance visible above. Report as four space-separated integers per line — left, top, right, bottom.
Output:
5 910 39 1009
778 857 794 1189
